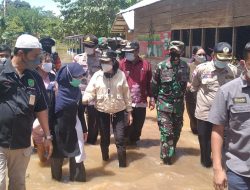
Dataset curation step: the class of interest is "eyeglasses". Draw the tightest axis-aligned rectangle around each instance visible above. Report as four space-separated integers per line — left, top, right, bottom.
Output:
197 54 206 56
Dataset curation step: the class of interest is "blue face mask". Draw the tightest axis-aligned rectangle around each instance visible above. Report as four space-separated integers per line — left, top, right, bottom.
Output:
214 60 228 69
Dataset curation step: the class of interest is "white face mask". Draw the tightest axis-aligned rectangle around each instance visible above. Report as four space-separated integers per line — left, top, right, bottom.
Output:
195 55 206 63
85 47 94 55
214 60 228 69
125 52 135 62
42 62 53 73
0 57 7 64
101 64 113 72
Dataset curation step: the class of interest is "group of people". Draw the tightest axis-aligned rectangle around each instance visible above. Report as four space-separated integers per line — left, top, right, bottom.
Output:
0 32 249 190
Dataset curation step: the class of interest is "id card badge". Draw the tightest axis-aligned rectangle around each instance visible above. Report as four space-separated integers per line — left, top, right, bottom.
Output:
29 94 36 106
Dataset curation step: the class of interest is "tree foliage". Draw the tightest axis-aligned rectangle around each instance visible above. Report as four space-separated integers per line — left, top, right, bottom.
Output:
0 0 64 45
54 0 140 37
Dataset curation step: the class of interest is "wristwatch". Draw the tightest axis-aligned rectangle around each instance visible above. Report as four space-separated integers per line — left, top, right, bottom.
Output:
45 134 53 140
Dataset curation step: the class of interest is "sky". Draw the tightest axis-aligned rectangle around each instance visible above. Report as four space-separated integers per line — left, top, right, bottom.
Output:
24 0 61 16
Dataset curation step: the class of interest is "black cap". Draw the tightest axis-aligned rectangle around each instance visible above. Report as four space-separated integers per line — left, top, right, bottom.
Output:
99 50 117 62
83 34 98 48
122 41 140 52
214 42 232 61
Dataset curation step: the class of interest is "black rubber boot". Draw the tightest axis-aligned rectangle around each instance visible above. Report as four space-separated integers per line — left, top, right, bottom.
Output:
101 147 109 161
69 158 86 182
50 158 64 181
118 151 127 168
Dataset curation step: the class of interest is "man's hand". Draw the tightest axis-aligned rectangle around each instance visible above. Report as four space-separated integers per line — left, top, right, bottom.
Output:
213 169 227 190
44 139 53 160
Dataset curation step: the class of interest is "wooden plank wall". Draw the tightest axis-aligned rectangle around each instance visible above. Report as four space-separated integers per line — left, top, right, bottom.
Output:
134 0 250 36
233 0 250 27
134 0 172 36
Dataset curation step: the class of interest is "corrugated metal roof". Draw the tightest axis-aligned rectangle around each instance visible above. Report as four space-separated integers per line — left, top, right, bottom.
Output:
111 0 162 33
119 0 161 14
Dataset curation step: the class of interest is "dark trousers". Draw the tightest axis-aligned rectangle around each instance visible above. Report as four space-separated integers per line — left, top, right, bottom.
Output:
51 157 86 182
197 119 212 167
185 91 198 134
86 105 99 144
98 110 126 167
126 107 146 143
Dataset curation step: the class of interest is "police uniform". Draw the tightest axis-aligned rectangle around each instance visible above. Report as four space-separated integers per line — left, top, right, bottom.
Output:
208 75 250 187
152 57 189 163
82 35 101 145
191 60 238 167
0 59 48 189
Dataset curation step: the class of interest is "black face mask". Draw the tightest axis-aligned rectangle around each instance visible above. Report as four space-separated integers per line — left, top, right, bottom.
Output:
170 51 180 62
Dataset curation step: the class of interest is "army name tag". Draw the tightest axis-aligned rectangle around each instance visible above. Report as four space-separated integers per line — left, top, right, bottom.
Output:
29 95 36 106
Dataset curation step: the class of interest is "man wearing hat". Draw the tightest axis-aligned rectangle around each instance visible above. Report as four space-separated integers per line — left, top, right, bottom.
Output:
152 41 189 165
0 34 53 189
191 42 239 168
208 42 250 190
77 34 101 145
119 41 155 146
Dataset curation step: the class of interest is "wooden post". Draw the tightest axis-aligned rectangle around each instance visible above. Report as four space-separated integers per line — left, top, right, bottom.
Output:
189 29 193 58
232 27 237 58
201 28 205 48
215 28 219 44
180 30 183 42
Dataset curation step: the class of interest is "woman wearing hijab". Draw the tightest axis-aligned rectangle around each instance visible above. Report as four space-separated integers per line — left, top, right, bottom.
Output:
51 63 88 182
83 50 132 168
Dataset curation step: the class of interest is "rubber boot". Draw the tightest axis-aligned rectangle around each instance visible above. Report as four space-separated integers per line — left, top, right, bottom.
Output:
118 151 126 168
101 146 109 161
69 158 86 182
51 158 64 181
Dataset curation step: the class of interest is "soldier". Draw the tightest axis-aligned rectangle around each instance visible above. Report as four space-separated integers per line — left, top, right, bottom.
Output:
151 41 189 165
191 42 239 168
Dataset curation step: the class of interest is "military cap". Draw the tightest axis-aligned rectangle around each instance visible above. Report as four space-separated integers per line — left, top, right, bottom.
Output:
214 42 232 61
99 50 117 62
83 34 98 48
122 41 140 52
169 41 184 52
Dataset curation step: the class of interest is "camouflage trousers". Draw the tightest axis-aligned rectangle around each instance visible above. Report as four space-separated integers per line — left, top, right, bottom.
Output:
157 111 183 160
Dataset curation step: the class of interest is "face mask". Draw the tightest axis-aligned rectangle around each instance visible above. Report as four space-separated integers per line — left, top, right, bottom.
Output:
67 65 81 87
195 55 206 63
26 57 41 70
0 57 7 64
170 51 180 62
214 60 228 69
70 78 81 87
125 53 135 62
42 62 52 73
85 47 94 55
101 64 113 72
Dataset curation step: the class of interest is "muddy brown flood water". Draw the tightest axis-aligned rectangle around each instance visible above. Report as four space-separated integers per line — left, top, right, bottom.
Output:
25 109 213 190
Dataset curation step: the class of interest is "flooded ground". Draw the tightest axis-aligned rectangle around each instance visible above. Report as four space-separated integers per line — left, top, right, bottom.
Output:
25 49 213 189
26 109 213 190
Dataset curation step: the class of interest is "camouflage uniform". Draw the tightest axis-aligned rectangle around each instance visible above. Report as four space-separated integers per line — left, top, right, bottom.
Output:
152 58 189 161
